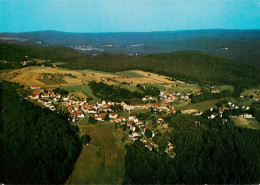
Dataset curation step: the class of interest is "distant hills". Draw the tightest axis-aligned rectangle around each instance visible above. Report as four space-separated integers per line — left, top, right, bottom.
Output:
60 51 260 88
1 29 260 67
0 41 259 88
0 43 84 62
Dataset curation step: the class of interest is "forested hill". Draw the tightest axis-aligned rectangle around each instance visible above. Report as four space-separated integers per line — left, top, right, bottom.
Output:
0 82 82 184
124 114 260 184
0 42 85 62
1 30 260 67
60 51 260 88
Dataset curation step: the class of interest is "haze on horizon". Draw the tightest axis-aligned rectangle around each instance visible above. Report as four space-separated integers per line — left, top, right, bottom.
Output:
0 0 260 33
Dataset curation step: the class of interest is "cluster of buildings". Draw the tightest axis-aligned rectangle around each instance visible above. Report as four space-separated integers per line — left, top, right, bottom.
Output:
206 101 253 122
29 86 61 100
160 91 191 103
122 102 176 114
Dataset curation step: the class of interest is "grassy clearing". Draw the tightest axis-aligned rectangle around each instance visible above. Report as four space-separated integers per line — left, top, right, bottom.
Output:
176 98 225 111
168 84 200 93
146 83 166 91
61 84 100 102
69 91 88 100
232 116 260 130
38 77 66 85
78 117 91 125
116 71 145 78
119 84 139 92
241 86 260 100
231 97 255 107
68 122 126 184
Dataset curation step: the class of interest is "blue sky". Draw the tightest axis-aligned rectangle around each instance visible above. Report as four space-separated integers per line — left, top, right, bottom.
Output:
0 0 260 33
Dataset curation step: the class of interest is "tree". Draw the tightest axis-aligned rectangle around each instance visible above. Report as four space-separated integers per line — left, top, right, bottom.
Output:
89 116 97 124
0 82 82 184
145 129 153 138
80 134 91 145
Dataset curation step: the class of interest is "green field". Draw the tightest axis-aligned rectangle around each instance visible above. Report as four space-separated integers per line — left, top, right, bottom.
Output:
232 116 260 130
61 84 100 102
38 78 66 85
169 84 200 93
78 117 90 125
176 98 225 111
116 71 145 78
231 97 255 107
146 83 166 91
119 84 139 92
68 122 126 184
241 86 260 99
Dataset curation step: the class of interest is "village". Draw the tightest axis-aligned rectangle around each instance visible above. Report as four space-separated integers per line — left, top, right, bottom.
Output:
26 83 257 158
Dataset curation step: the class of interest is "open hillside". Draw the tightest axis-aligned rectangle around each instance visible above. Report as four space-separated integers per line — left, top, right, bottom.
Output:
60 51 260 88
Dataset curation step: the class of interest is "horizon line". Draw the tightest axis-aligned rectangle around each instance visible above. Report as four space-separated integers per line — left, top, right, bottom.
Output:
1 28 260 34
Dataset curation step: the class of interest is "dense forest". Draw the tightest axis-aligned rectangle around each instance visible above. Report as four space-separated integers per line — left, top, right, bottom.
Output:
61 51 260 89
0 81 82 184
89 81 160 103
124 114 260 184
0 43 85 69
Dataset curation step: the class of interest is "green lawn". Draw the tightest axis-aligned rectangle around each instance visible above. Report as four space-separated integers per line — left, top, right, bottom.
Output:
61 84 100 102
68 122 126 184
116 71 145 78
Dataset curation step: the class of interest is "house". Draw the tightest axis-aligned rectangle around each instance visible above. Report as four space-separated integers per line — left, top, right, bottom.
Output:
48 90 55 97
194 121 200 126
117 116 126 124
75 110 85 118
41 93 49 98
131 131 139 137
151 103 159 109
136 104 147 109
129 114 137 121
109 113 118 122
168 142 174 149
31 95 39 100
55 93 61 99
208 114 216 119
94 113 105 121
157 115 164 123
33 90 42 96
87 109 97 114
63 97 69 101
126 121 133 127
136 120 143 125
31 86 40 90
240 113 253 118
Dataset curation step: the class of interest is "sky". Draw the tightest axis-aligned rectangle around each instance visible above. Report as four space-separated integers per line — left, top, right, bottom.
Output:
0 0 260 33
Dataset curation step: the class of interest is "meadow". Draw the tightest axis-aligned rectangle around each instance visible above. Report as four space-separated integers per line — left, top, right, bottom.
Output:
68 122 126 184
